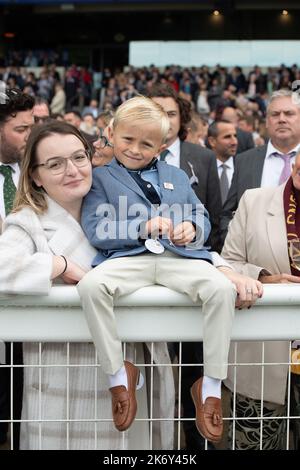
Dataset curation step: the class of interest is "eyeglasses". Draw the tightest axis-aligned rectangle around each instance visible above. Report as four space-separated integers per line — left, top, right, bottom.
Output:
34 115 50 124
97 135 113 149
33 152 91 175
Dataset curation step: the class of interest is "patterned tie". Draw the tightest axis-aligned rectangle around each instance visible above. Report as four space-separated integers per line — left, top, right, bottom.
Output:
219 163 229 205
160 149 169 162
275 151 296 185
0 165 17 215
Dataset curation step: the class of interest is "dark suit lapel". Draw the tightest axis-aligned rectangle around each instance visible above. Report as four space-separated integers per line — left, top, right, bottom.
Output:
179 141 189 173
107 158 150 204
252 145 267 187
178 141 199 186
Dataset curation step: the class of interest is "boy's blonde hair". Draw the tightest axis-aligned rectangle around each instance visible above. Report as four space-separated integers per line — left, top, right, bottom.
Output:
113 95 170 143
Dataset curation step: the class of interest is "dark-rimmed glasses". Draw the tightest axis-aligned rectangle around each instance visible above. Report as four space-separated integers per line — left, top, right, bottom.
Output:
34 115 51 124
32 151 90 175
97 135 113 149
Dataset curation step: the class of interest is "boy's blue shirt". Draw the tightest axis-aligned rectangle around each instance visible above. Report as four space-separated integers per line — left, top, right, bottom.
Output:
81 158 212 267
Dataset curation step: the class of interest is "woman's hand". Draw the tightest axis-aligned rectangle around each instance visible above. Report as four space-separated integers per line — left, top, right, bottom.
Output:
52 255 87 284
61 260 88 284
218 266 263 309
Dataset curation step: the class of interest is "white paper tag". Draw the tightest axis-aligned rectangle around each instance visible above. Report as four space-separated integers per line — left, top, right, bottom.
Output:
145 238 165 254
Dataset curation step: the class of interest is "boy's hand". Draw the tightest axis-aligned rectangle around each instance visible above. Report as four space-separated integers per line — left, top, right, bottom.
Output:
171 221 196 246
145 216 173 238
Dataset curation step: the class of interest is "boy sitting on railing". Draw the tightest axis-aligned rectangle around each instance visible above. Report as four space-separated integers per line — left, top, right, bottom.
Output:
78 95 260 442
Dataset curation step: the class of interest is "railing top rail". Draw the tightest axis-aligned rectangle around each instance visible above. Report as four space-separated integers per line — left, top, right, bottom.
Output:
0 284 299 342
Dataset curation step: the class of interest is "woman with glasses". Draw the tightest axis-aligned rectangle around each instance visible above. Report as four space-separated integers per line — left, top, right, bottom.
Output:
0 119 261 449
0 120 174 449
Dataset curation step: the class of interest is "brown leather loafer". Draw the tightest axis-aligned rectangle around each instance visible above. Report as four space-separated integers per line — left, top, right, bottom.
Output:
109 360 140 432
190 377 223 443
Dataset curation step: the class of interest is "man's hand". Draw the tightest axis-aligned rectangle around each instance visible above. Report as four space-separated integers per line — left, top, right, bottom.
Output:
171 221 196 246
259 273 300 284
145 216 173 239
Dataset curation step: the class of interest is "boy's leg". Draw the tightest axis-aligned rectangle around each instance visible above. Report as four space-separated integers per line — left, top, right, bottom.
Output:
156 255 236 378
156 254 236 443
77 254 156 432
77 254 155 375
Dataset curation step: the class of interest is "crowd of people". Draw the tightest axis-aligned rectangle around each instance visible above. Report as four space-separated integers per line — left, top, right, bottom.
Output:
1 61 300 143
0 70 300 451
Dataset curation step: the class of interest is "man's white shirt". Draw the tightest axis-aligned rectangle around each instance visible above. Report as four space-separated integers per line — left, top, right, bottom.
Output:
217 156 234 188
260 140 300 188
160 137 180 168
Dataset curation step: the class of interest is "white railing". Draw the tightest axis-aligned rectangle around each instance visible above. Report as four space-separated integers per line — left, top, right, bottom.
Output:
0 284 300 451
1 284 300 342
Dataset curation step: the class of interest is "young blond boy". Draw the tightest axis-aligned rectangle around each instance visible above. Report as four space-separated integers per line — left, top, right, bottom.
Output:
78 96 237 441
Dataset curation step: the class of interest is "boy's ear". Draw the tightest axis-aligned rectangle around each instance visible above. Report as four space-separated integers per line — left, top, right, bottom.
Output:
108 125 114 142
158 143 167 154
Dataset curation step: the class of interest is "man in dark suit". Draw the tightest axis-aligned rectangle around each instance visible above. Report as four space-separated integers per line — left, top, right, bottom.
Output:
0 88 35 449
221 107 254 154
207 120 238 206
220 89 300 246
147 83 222 449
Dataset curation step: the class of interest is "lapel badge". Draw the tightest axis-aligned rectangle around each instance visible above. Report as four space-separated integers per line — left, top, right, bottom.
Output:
163 182 174 190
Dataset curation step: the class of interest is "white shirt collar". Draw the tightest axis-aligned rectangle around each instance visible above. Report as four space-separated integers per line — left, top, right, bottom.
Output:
167 137 180 158
217 156 234 169
0 162 19 172
266 140 300 158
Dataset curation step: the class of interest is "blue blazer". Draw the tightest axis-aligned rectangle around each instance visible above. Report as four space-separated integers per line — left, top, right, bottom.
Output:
81 158 212 267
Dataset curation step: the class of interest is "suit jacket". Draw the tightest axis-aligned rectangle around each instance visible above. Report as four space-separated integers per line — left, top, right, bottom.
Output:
179 141 222 252
81 158 212 267
221 185 290 404
236 127 255 154
0 197 174 449
220 144 267 245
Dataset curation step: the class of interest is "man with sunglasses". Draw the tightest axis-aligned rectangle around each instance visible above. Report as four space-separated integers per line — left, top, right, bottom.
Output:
0 86 34 449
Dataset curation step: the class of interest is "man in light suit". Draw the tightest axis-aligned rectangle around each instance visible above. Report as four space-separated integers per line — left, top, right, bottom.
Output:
220 89 300 246
221 153 300 449
0 87 34 448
